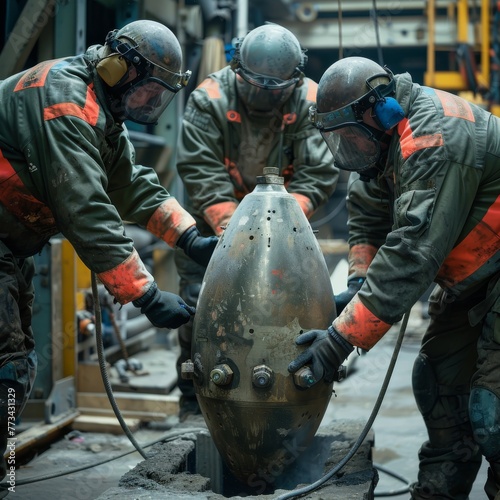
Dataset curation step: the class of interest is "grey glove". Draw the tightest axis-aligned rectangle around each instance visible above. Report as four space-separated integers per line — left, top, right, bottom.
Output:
177 226 218 267
288 325 354 384
133 282 195 329
335 277 365 314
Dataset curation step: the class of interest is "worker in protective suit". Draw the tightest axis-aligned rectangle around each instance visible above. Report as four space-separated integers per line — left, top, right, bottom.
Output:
288 56 500 499
0 19 217 494
175 23 339 421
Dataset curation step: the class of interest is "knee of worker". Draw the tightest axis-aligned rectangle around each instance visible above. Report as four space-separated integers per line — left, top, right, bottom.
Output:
469 386 500 461
413 353 471 444
0 351 37 415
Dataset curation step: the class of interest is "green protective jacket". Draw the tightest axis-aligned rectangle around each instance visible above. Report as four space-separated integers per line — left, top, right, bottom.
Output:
334 72 500 349
0 45 195 304
176 66 338 236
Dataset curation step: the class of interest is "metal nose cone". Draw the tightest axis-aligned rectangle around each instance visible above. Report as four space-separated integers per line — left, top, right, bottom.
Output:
191 167 336 486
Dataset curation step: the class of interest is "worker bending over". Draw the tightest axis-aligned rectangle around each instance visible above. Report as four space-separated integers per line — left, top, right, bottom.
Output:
289 56 500 500
0 20 217 493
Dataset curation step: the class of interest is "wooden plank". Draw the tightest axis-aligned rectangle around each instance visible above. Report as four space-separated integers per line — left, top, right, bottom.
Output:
0 0 57 79
4 411 79 458
72 415 140 434
77 361 109 393
78 407 167 422
76 392 179 416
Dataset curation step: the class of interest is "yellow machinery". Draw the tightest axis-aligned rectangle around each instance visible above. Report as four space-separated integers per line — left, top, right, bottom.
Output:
425 0 500 115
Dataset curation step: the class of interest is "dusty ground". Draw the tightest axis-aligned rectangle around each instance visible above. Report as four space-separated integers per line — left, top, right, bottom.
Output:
8 303 489 499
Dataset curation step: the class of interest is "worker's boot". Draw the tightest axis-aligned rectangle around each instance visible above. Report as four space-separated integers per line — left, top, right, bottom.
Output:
409 439 481 499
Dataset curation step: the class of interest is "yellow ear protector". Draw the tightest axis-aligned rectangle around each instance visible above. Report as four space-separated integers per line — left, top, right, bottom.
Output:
96 54 129 87
96 29 137 88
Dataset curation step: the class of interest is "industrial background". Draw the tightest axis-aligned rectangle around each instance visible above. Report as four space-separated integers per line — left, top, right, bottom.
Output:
0 1 495 499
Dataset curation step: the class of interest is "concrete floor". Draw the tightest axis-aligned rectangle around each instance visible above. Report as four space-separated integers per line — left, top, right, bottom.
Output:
10 303 489 499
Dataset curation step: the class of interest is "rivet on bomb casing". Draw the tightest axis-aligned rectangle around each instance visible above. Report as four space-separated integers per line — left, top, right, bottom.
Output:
252 365 274 388
210 364 234 386
293 366 316 388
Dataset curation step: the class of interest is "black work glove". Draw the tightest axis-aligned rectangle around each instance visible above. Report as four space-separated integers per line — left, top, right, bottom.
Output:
288 325 354 384
335 277 366 315
177 226 218 267
133 282 196 329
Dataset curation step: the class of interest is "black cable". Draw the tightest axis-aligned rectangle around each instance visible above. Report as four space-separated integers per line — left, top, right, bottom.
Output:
374 462 411 497
11 427 205 486
274 310 410 500
90 272 148 459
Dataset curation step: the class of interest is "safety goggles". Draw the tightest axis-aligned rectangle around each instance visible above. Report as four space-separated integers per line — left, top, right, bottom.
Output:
234 64 300 90
112 40 192 93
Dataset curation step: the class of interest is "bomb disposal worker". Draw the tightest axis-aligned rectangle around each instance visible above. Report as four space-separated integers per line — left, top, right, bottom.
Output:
0 20 217 491
288 56 500 499
175 23 339 421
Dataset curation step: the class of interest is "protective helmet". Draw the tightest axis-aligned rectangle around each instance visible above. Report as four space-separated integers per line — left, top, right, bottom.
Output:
231 24 306 113
97 20 191 124
309 57 404 172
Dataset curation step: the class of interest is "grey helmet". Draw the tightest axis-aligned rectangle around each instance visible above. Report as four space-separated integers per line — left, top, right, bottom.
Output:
97 20 191 124
309 57 404 172
231 24 306 113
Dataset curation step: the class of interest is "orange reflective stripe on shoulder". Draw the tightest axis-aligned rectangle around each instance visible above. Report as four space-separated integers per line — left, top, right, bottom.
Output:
348 244 378 276
14 60 61 91
333 294 391 350
44 83 100 126
97 248 153 304
198 78 221 99
305 80 318 102
204 201 238 235
290 193 314 219
146 198 196 247
437 193 500 287
397 118 444 160
434 89 475 122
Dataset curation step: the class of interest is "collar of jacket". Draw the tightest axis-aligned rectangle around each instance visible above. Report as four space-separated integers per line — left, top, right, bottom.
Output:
393 72 414 116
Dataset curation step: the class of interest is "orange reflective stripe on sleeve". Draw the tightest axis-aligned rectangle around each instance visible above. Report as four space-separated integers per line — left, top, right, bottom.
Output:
290 193 314 219
97 248 153 304
204 201 239 235
333 294 391 350
348 244 378 276
146 198 196 247
437 194 500 287
44 84 100 126
397 118 444 160
198 78 221 99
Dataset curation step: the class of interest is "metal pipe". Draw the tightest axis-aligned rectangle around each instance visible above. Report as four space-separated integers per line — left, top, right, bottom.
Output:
236 0 248 38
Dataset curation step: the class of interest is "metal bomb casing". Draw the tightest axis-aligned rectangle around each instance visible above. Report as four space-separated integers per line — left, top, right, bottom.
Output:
188 168 336 484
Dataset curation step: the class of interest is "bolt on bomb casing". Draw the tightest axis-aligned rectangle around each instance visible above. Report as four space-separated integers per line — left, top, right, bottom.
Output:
190 168 337 487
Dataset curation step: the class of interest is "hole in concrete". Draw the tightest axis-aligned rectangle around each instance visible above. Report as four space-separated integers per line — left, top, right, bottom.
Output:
192 430 333 497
